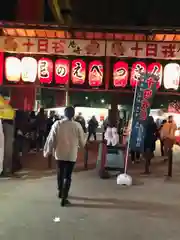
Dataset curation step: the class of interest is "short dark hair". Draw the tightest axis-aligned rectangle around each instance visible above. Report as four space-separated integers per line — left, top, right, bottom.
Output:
64 106 75 120
168 115 173 120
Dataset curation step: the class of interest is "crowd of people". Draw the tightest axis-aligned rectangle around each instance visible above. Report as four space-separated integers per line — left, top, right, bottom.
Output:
0 105 178 206
129 115 177 174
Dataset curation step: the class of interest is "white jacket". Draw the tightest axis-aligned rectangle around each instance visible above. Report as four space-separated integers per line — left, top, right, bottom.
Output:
44 119 86 162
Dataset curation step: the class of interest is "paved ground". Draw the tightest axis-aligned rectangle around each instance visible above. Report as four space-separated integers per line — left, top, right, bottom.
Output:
1 144 180 240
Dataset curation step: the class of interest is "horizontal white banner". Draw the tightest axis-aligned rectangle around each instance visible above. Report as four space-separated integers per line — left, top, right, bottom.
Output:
1 36 180 59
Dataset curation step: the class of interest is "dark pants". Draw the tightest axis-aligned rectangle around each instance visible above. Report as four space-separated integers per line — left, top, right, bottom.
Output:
87 131 96 141
131 150 140 162
37 130 46 150
57 160 75 200
144 148 154 173
160 140 164 156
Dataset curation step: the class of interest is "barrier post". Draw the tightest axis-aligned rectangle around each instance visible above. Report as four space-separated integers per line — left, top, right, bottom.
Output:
99 140 110 179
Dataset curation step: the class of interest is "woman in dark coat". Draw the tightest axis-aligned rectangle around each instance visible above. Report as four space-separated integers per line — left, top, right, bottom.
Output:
144 116 157 173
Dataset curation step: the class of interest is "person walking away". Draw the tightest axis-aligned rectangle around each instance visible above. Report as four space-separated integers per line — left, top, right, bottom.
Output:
44 106 86 207
87 116 98 141
75 112 86 133
160 115 177 161
158 119 167 156
144 116 157 174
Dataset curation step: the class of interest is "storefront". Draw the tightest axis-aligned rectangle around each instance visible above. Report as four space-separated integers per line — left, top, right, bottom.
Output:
0 23 180 114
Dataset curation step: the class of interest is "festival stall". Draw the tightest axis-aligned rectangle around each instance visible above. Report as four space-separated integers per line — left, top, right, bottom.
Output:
0 23 180 173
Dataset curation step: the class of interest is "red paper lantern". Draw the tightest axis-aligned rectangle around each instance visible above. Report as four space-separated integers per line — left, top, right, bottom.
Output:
88 60 103 87
55 59 69 85
113 61 128 87
164 63 180 90
5 56 21 82
21 57 37 82
71 59 86 85
147 63 162 89
130 61 146 87
38 58 53 84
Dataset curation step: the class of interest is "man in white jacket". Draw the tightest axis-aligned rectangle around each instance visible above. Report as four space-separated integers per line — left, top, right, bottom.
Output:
44 106 86 206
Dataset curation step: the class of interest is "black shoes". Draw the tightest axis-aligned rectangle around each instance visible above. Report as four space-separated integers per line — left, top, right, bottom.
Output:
61 199 71 207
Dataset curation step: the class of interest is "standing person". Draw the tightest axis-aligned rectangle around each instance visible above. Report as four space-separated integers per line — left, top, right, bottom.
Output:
160 115 177 160
36 108 47 151
159 119 167 156
87 116 98 141
1 120 14 177
75 112 86 133
29 111 37 151
144 116 157 174
44 106 86 207
46 111 55 137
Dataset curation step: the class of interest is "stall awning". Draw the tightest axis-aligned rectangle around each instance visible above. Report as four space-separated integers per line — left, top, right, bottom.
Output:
1 22 180 41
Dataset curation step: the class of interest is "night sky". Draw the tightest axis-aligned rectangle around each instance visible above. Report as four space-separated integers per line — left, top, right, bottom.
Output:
1 0 180 27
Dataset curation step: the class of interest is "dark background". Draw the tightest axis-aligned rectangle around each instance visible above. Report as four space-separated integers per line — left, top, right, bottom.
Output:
1 0 180 27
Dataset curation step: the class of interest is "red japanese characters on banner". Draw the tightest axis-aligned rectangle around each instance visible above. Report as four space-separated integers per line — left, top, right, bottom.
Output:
5 57 21 82
163 63 180 90
147 62 162 89
38 58 53 84
88 60 103 87
71 59 86 85
113 61 128 87
21 57 37 82
130 61 146 87
55 59 69 85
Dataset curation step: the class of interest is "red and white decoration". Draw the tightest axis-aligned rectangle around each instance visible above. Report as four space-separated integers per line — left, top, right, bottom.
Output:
71 59 86 85
5 56 21 82
21 57 37 82
147 62 162 89
130 61 146 87
55 59 69 85
113 61 128 87
163 63 180 90
88 60 104 87
38 58 53 84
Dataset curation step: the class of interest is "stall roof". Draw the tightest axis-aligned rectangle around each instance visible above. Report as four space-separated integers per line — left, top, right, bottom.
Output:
1 21 180 41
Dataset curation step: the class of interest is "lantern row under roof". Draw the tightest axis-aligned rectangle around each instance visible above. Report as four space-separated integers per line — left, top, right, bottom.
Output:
3 56 180 90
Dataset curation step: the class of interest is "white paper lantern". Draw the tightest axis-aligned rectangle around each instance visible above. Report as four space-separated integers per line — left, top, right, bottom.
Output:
5 57 21 82
21 57 37 82
163 63 180 90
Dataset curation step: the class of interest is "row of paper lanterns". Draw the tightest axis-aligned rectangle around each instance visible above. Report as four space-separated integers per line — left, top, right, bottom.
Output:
114 61 180 90
5 56 180 90
5 57 104 87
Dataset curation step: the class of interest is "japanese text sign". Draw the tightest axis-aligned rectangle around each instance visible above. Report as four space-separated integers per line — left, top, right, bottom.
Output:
129 73 158 152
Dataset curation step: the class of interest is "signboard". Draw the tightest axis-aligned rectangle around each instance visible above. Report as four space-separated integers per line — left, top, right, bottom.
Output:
107 41 180 59
2 37 180 59
0 96 15 120
129 74 158 152
1 37 105 56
